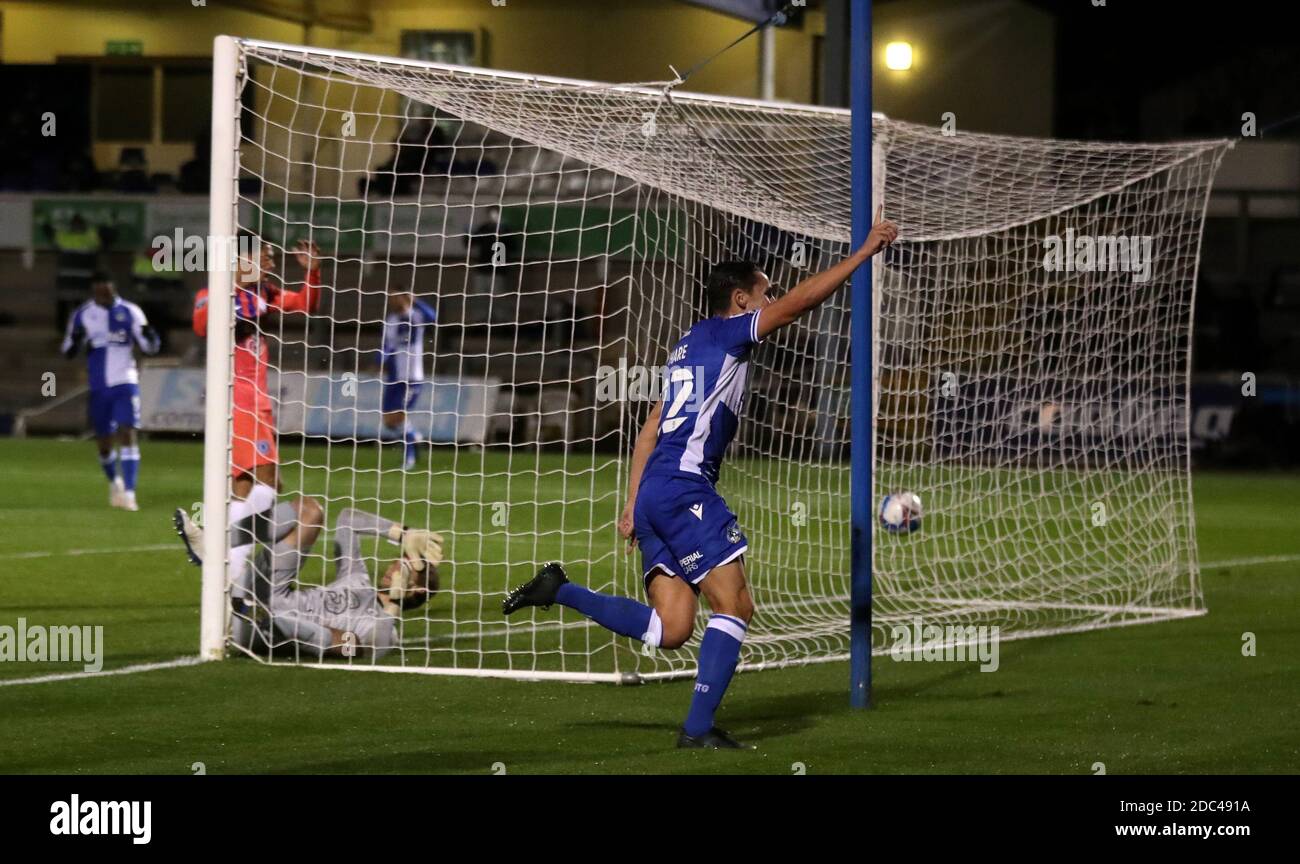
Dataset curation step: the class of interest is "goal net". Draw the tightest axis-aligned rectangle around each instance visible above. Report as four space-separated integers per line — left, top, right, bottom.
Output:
201 37 1230 681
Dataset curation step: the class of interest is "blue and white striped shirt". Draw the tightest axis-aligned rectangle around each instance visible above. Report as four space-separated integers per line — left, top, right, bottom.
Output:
61 298 159 390
643 310 763 486
380 299 437 384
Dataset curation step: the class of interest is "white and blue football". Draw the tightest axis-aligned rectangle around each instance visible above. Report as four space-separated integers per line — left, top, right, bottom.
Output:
879 491 923 534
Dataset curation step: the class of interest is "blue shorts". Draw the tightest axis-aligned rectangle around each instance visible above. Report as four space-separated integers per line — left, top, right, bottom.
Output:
633 472 748 592
88 383 140 437
381 380 423 413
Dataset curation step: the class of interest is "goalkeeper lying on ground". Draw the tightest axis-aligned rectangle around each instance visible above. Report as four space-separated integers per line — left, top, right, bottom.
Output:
174 498 443 660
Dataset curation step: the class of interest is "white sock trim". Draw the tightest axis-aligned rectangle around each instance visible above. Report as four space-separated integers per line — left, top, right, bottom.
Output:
642 610 662 648
706 614 747 644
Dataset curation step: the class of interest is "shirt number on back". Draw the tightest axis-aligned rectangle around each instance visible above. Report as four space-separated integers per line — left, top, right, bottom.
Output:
661 367 695 433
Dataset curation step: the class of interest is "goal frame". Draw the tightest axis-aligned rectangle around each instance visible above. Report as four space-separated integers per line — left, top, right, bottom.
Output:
849 0 874 709
200 35 239 662
196 34 879 677
196 32 1219 691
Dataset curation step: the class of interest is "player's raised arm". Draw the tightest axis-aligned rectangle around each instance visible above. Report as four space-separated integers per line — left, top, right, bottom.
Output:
755 205 898 340
618 399 662 551
273 240 323 314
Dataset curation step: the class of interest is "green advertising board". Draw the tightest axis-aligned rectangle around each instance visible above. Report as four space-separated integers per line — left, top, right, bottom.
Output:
499 204 686 261
253 201 370 256
32 199 148 252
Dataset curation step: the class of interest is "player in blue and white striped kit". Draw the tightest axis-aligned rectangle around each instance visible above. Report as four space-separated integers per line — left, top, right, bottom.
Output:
505 209 899 748
379 291 437 469
61 271 161 511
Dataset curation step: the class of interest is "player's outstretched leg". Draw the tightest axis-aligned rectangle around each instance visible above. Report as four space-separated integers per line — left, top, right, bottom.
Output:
677 560 755 750
174 495 313 570
502 562 569 613
503 562 665 647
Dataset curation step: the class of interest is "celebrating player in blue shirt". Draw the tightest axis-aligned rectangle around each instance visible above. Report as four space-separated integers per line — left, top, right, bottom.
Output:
504 208 899 748
379 291 437 469
61 271 161 511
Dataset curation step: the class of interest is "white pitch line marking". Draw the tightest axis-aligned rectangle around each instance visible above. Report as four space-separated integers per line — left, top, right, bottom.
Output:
0 543 176 561
0 656 203 688
1200 553 1300 569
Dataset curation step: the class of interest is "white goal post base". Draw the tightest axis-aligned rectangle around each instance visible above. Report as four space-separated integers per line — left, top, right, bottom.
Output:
199 36 1230 682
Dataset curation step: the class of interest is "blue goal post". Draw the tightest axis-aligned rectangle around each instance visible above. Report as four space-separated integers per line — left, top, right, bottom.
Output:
849 0 874 709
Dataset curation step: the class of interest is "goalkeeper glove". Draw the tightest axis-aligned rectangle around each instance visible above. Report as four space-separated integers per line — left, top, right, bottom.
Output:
386 524 445 572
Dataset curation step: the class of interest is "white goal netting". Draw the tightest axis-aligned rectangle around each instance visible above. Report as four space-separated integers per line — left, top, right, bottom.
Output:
206 38 1229 681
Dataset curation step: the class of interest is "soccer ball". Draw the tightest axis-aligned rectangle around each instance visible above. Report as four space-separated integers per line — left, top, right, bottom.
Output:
879 492 923 534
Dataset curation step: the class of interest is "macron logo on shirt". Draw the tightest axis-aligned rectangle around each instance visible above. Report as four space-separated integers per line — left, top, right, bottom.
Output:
689 503 704 520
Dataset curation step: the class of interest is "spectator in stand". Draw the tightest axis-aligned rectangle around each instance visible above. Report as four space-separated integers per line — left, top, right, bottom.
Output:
47 213 110 329
130 238 187 347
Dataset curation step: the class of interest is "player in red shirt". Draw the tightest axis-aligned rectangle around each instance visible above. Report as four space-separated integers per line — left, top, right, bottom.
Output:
192 239 321 501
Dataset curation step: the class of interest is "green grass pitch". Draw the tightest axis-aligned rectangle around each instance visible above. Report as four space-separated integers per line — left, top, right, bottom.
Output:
0 437 1297 774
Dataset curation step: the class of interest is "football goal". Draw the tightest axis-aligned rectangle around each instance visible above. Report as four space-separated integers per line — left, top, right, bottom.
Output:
200 35 1230 682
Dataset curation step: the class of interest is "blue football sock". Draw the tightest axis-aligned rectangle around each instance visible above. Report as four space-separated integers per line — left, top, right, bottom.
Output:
403 428 418 464
555 582 657 643
119 446 140 492
683 614 747 737
99 450 118 483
